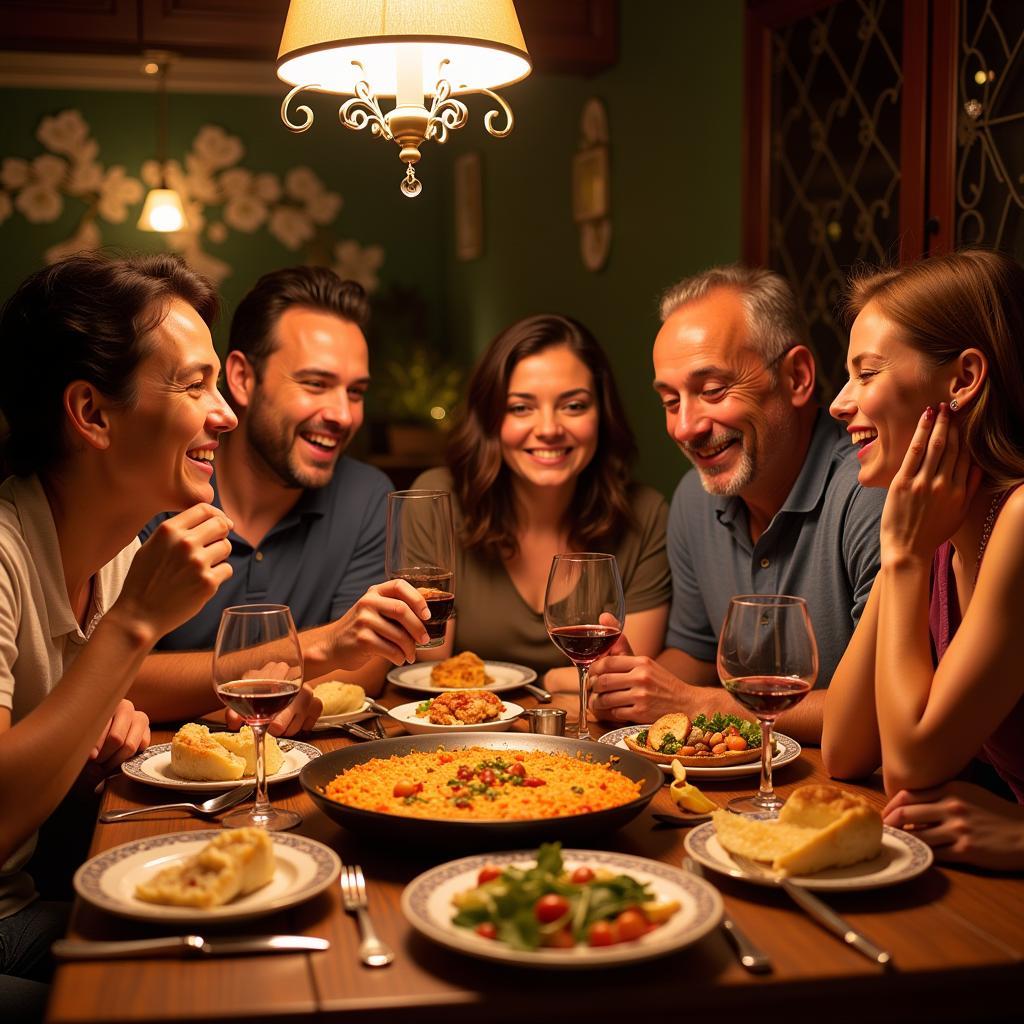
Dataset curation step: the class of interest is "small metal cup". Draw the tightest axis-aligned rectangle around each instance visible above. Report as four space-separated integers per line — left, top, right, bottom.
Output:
525 708 567 736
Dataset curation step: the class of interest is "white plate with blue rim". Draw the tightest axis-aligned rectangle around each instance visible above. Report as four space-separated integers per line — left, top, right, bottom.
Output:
597 724 801 778
401 847 723 968
74 829 341 923
684 818 933 891
120 739 320 792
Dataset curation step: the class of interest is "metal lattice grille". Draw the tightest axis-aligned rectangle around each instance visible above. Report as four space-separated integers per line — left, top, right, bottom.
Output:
769 0 903 393
957 0 1024 255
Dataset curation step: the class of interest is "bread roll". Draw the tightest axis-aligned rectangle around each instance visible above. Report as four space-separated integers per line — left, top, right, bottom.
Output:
713 785 883 876
135 827 274 908
313 681 366 716
212 727 284 777
170 723 245 782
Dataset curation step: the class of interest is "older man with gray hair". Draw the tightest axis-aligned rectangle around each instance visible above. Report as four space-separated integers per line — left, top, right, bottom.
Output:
588 265 884 744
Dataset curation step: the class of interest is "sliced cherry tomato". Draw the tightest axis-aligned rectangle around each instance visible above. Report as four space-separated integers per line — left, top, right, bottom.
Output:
543 927 576 949
587 920 618 947
534 893 570 924
456 765 474 781
475 922 498 940
507 762 526 778
392 780 422 798
570 866 595 884
614 908 648 942
478 769 497 787
522 777 547 788
477 865 502 885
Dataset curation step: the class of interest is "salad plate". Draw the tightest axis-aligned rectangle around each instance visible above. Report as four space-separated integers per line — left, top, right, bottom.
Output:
386 660 536 695
74 830 340 923
401 847 723 967
598 724 801 778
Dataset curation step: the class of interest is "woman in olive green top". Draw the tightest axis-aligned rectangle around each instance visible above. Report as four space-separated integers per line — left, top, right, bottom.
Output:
414 314 670 689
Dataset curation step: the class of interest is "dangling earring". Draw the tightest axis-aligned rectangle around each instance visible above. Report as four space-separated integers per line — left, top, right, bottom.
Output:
949 398 960 411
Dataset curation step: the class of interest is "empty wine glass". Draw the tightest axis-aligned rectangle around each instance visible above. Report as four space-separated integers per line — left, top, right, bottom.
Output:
213 604 303 831
717 594 818 815
385 490 456 650
544 553 625 740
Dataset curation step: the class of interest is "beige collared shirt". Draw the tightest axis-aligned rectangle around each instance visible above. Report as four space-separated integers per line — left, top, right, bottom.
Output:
0 474 139 918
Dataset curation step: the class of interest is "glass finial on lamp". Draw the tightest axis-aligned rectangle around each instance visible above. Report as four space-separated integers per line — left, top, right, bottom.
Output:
138 56 188 233
275 0 531 197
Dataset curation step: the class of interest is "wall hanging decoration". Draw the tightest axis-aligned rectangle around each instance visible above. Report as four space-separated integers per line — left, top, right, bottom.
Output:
572 97 611 272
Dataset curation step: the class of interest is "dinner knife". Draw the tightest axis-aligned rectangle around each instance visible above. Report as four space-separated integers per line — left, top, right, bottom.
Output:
523 683 552 703
52 935 330 960
780 879 892 966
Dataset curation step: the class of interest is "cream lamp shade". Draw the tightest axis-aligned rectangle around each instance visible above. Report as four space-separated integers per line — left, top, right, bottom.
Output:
137 188 187 233
275 0 531 196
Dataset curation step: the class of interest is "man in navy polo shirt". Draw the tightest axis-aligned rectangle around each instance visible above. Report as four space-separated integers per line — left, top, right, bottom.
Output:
132 267 431 727
588 266 884 744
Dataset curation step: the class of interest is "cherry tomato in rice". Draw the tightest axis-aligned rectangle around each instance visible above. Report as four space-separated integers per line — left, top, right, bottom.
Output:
534 893 570 924
522 777 546 788
587 920 617 946
570 866 595 884
477 866 502 885
615 909 648 942
479 769 497 787
475 922 498 940
457 765 474 781
438 753 454 763
507 762 526 778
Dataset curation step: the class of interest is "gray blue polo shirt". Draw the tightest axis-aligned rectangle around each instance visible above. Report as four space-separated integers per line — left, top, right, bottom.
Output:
141 456 392 650
666 410 884 688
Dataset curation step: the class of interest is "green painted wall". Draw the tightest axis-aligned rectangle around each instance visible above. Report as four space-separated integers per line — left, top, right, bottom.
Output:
441 1 744 496
0 0 744 496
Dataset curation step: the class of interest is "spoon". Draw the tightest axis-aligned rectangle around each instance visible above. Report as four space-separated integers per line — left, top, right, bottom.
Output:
99 784 255 823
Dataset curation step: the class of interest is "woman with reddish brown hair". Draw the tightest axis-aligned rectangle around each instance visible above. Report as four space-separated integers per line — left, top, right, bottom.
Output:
414 314 670 691
825 249 1024 870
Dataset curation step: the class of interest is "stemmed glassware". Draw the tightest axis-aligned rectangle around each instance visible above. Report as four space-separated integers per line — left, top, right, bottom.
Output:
385 490 456 650
544 553 625 740
213 604 303 831
717 594 818 815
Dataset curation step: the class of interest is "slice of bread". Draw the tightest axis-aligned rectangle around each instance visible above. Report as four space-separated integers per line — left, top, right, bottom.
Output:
135 827 274 908
212 727 284 777
314 681 366 716
170 723 245 782
712 785 883 877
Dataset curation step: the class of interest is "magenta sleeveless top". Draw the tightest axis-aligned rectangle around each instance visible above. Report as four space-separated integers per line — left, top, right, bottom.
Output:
929 493 1024 803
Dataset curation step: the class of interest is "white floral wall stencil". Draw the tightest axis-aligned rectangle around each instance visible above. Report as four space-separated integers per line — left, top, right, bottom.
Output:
0 109 143 252
1 112 385 291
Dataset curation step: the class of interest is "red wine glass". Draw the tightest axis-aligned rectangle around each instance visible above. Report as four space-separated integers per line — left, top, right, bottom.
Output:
213 604 303 831
717 594 818 815
385 490 456 650
544 553 625 740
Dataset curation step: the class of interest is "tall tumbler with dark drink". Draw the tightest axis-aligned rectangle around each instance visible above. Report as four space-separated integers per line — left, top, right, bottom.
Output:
544 553 625 740
213 604 304 831
717 594 818 815
385 490 456 649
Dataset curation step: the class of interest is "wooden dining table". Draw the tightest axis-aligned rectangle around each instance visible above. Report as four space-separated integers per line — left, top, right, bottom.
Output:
45 689 1024 1024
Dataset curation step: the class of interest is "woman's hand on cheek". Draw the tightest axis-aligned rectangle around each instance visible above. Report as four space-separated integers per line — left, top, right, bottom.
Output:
880 404 982 568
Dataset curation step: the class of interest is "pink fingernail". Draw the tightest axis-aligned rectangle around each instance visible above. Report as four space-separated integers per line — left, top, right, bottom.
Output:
938 401 947 414
924 406 934 420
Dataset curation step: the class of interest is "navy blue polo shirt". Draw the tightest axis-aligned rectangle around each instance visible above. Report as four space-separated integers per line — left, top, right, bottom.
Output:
141 456 392 650
666 410 885 689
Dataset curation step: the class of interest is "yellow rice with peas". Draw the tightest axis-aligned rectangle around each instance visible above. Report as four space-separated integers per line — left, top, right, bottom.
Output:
321 746 642 821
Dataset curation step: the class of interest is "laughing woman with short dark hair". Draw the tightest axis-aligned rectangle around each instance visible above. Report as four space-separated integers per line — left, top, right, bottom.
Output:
0 252 237 1017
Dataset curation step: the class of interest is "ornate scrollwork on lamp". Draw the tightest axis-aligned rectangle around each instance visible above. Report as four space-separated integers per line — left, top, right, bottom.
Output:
276 0 532 197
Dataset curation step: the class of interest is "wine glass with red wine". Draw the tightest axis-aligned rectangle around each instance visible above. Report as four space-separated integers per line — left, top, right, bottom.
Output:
386 490 456 650
213 604 303 831
544 553 625 740
717 594 818 814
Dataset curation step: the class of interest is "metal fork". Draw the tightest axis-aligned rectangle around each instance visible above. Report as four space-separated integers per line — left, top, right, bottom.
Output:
339 864 394 967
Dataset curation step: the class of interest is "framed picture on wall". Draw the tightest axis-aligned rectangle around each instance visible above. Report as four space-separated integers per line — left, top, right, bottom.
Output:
454 151 483 261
